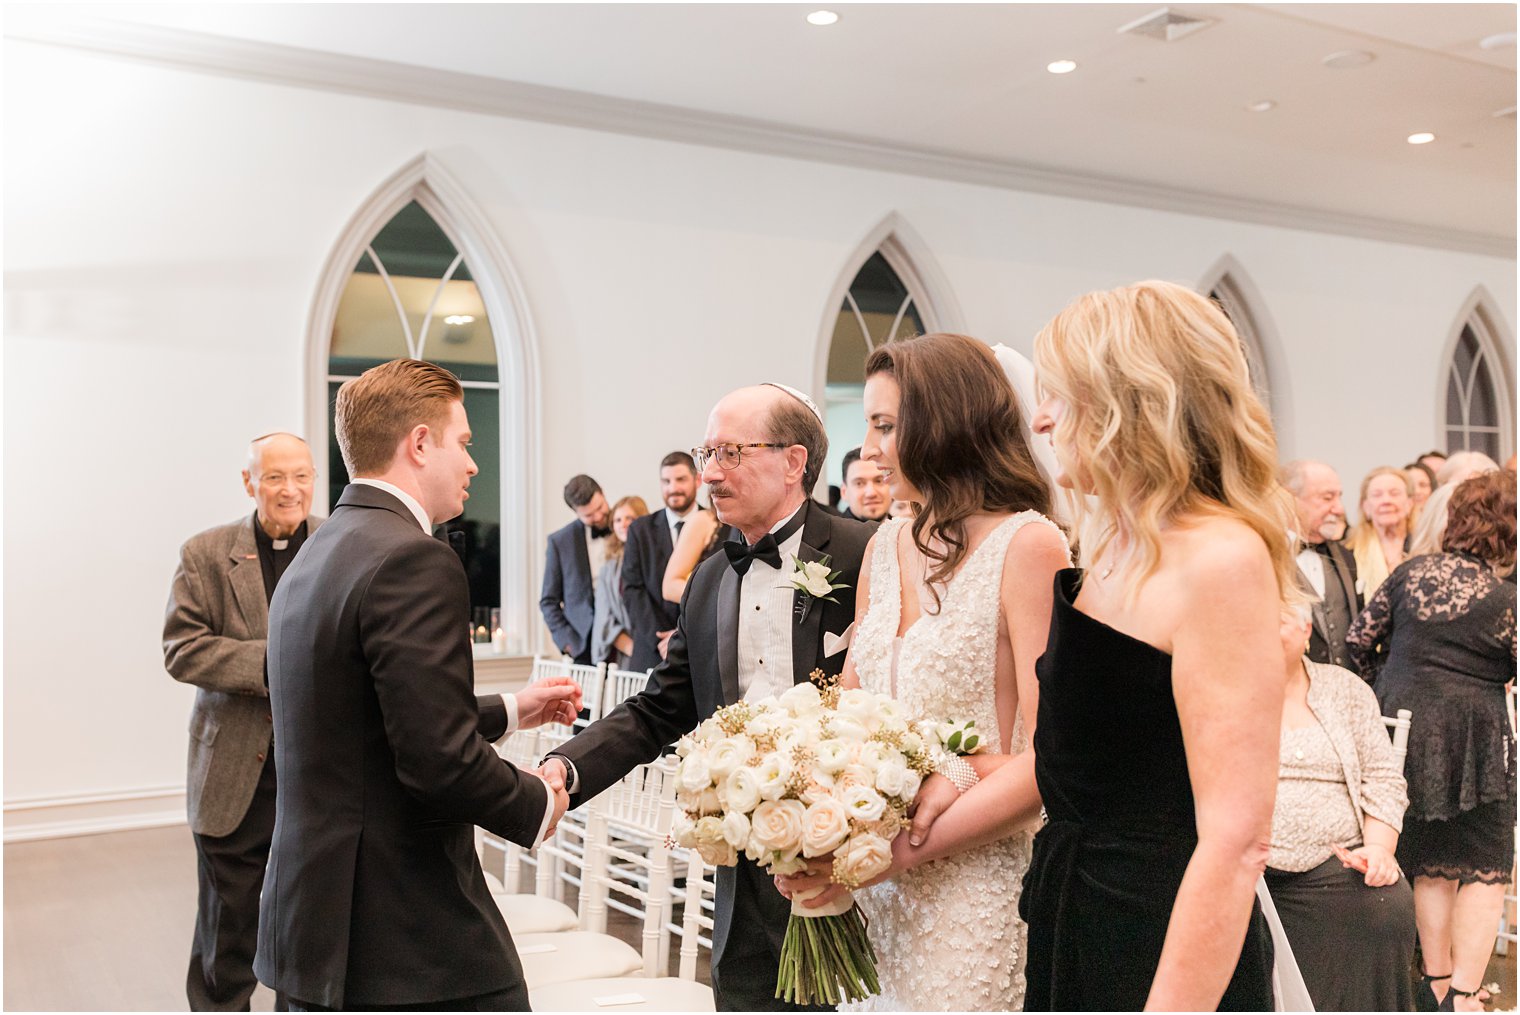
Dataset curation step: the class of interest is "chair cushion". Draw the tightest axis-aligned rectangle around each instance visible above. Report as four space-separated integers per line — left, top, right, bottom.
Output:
494 893 578 934
514 932 643 989
530 976 716 1011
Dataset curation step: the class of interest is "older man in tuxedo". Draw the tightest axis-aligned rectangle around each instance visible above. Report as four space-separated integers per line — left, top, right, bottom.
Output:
255 359 580 1011
1283 459 1363 673
621 450 701 670
164 432 321 1011
544 383 872 1011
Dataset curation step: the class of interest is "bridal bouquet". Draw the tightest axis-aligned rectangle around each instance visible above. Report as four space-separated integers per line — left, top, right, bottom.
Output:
670 675 952 1005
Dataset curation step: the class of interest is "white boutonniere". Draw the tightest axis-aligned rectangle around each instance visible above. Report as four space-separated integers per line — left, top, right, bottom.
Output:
783 554 849 603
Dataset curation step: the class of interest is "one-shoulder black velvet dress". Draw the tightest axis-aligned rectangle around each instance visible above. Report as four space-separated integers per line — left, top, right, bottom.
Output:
1020 570 1274 1011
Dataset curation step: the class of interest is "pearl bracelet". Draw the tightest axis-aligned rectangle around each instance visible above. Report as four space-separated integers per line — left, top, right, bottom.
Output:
934 753 979 794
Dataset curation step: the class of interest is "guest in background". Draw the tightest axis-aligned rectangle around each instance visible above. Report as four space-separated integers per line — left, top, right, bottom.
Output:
1436 450 1499 488
1348 472 1517 1013
660 498 732 622
1418 450 1449 475
1024 281 1284 1010
592 495 649 669
539 474 609 663
838 446 889 522
1406 461 1437 514
621 452 700 671
163 431 322 1012
1409 481 1459 559
1346 467 1413 599
1282 459 1363 673
1265 605 1412 1013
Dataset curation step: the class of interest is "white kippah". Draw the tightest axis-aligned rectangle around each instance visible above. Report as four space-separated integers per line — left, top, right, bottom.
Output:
762 382 824 425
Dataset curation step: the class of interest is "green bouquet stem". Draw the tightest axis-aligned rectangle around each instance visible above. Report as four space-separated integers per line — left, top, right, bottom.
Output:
775 905 879 1006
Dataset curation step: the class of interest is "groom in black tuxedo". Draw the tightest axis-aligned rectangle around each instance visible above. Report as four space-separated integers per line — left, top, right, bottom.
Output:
544 384 872 1011
256 359 580 1011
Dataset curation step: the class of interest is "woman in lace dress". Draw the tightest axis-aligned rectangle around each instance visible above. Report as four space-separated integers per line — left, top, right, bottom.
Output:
779 332 1070 1011
1348 471 1517 1013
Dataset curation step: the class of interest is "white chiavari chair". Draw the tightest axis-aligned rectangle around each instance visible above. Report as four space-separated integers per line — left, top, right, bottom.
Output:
603 665 654 716
513 756 682 991
1382 708 1413 771
530 656 608 730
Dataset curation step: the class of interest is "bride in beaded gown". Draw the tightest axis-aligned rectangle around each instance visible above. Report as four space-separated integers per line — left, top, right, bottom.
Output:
779 333 1070 1011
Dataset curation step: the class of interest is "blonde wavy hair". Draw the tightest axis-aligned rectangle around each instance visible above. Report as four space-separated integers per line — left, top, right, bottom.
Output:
1033 280 1302 603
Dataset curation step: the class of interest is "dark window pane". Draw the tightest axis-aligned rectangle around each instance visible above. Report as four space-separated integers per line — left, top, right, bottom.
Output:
1468 351 1498 428
1445 426 1467 454
327 380 347 510
1474 430 1502 459
827 253 924 385
1453 326 1478 385
1447 368 1466 426
440 386 501 610
362 201 464 280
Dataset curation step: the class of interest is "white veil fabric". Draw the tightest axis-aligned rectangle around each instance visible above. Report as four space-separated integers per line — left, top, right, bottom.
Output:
990 343 1315 1012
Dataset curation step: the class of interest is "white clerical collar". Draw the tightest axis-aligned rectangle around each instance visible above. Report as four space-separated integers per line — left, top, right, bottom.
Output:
353 478 432 533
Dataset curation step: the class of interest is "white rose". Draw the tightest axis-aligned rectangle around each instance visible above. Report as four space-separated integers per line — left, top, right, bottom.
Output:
838 688 880 726
899 768 923 801
721 810 751 848
779 681 824 718
800 797 851 858
678 752 711 792
724 766 763 814
677 787 701 810
874 759 910 799
695 840 738 867
814 739 851 774
829 716 870 743
900 731 926 756
755 753 794 801
839 784 887 823
748 798 806 857
675 736 696 758
856 741 888 768
694 815 725 844
767 853 809 876
800 769 837 806
671 812 697 847
708 736 756 779
699 787 722 815
834 833 894 886
835 764 875 793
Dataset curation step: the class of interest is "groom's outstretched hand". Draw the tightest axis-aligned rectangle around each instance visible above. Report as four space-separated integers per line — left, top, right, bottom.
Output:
515 677 583 729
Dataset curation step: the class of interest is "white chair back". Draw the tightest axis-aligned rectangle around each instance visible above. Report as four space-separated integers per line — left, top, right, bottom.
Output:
1382 708 1412 772
674 851 717 981
531 656 608 731
580 756 681 974
604 666 653 716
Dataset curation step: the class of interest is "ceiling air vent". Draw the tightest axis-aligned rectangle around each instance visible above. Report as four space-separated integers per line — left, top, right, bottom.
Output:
1494 106 1517 120
1117 7 1217 42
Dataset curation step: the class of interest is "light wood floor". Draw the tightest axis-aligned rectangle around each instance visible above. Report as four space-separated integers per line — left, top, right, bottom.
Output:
4 825 1513 1011
1 824 679 1012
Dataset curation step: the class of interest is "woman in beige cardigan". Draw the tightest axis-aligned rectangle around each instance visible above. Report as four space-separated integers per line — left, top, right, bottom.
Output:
1265 605 1414 1012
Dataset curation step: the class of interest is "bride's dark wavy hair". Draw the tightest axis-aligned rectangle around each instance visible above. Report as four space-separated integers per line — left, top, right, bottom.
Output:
865 333 1053 613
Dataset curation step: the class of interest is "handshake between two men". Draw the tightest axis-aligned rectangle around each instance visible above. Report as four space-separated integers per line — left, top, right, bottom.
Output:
510 675 583 837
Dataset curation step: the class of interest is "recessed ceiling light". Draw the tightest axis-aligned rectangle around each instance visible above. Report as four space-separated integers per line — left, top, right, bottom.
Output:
444 315 475 326
1407 132 1436 145
1323 49 1376 69
1480 32 1516 50
806 10 838 26
1246 100 1276 113
1047 59 1078 74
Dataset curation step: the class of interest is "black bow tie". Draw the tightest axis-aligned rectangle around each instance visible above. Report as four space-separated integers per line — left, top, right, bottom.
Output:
589 526 611 539
725 533 783 576
724 507 808 576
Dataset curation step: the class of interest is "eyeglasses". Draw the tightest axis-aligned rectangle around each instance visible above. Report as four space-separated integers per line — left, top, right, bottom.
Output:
256 471 317 489
690 443 787 471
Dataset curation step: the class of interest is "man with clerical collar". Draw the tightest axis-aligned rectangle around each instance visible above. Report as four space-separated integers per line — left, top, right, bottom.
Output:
164 431 322 1010
1282 459 1363 674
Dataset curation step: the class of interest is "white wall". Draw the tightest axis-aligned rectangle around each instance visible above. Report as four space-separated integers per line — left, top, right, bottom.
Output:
4 39 1514 829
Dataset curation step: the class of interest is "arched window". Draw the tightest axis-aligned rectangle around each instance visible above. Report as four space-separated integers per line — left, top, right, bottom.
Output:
817 217 959 505
309 155 541 653
1198 256 1287 430
327 200 502 627
1442 291 1514 460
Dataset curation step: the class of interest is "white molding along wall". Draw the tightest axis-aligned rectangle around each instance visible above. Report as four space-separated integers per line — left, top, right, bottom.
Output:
305 153 545 655
1437 285 1516 460
8 14 1512 259
3 786 189 843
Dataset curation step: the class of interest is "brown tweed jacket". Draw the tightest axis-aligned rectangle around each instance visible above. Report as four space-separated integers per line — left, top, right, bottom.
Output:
163 513 323 836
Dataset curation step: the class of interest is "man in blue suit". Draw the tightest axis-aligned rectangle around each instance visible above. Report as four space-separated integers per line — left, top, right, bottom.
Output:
539 474 609 663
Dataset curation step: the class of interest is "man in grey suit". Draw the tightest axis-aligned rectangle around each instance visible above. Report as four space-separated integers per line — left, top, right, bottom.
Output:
164 432 321 1011
539 474 610 664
